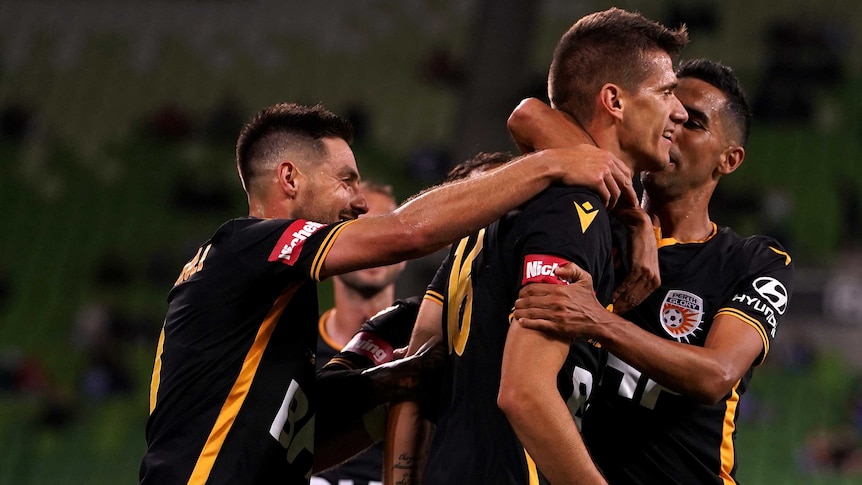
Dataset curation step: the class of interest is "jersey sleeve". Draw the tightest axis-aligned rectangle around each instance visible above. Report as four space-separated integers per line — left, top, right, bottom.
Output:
519 188 611 290
715 237 794 365
424 250 453 307
253 218 357 281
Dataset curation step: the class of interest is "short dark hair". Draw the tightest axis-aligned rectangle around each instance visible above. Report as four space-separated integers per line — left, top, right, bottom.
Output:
549 7 689 124
445 151 515 182
235 103 354 193
676 59 752 147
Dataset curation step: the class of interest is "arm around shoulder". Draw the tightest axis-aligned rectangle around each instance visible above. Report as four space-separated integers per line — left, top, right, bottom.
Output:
318 151 564 278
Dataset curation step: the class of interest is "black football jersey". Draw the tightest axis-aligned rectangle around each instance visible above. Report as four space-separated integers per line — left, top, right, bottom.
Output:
141 217 355 485
583 224 794 485
422 186 615 485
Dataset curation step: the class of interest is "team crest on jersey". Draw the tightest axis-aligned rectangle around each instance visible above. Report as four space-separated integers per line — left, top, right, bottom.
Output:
659 290 704 342
268 219 325 266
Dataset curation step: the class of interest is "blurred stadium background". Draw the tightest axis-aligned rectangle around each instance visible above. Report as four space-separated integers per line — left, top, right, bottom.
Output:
1 0 861 483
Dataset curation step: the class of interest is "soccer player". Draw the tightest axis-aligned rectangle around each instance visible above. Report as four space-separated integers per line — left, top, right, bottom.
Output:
391 8 689 485
139 102 636 485
313 181 406 485
511 59 795 484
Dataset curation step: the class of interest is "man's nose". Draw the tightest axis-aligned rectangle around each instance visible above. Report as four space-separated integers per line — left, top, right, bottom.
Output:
671 95 688 124
353 193 369 215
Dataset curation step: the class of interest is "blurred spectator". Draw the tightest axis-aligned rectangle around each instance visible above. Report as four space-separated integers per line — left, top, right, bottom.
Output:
799 426 862 477
0 347 77 430
823 247 862 325
0 347 49 394
71 302 135 399
799 377 862 477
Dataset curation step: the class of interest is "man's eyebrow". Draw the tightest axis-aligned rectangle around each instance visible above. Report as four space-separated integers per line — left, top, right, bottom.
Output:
340 167 360 180
659 81 678 92
684 105 709 124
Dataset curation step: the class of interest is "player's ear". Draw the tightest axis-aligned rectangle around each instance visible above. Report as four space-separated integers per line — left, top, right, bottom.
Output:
278 160 299 198
717 146 744 176
599 83 624 121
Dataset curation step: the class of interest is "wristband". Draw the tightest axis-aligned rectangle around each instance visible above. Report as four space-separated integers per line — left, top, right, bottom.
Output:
342 331 394 366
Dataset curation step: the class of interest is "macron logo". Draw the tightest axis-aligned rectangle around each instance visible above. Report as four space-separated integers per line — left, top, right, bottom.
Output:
522 254 570 285
269 220 325 266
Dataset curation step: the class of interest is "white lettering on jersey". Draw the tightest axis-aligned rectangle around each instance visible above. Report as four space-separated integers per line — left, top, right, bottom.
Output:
526 260 559 279
270 379 315 478
278 221 324 261
566 365 594 430
731 294 779 337
606 353 678 410
522 254 570 285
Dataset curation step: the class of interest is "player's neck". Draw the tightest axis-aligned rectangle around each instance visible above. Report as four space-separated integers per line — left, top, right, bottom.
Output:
587 124 637 174
328 286 395 346
248 191 297 219
644 193 713 243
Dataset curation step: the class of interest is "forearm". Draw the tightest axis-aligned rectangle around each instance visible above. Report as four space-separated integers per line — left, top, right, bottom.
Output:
320 152 560 277
594 315 734 403
390 152 559 257
406 298 443 357
499 325 606 485
508 98 593 153
384 401 433 485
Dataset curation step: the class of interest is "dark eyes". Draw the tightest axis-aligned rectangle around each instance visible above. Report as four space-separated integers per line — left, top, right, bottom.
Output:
684 120 705 130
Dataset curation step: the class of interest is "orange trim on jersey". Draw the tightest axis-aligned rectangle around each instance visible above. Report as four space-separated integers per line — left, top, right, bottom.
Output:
715 308 770 363
317 308 340 351
148 324 166 414
655 222 718 249
769 246 792 265
189 284 300 484
310 220 358 281
524 448 540 485
424 289 444 306
719 381 741 485
322 356 358 370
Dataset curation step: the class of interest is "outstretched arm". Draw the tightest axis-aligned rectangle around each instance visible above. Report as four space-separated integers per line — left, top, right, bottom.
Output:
320 146 633 279
512 263 763 404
